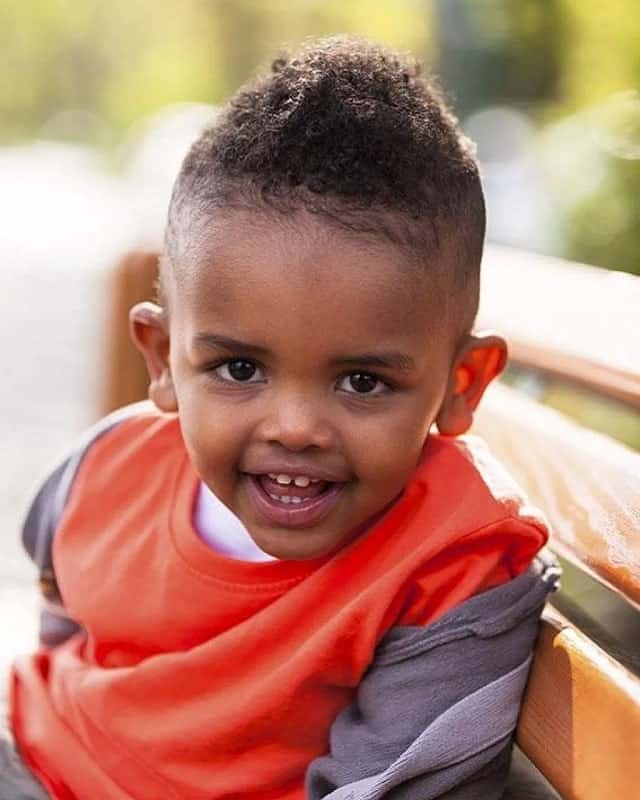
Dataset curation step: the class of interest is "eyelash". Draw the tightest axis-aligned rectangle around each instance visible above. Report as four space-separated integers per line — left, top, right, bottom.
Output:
336 372 390 397
207 358 393 396
211 359 266 384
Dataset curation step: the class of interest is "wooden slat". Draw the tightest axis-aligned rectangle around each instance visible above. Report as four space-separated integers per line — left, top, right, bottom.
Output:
508 340 640 410
478 245 640 407
473 383 640 608
517 608 640 799
100 251 159 415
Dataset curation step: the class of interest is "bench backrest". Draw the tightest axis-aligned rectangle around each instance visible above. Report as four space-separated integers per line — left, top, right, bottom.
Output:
473 383 640 798
478 244 640 409
475 245 640 798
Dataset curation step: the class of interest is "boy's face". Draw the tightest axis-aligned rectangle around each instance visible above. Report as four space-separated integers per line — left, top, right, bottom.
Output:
137 211 472 560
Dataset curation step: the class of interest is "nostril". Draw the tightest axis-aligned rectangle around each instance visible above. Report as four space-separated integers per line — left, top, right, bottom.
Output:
255 404 337 454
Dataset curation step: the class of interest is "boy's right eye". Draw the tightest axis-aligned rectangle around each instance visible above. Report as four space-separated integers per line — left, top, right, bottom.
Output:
213 359 265 383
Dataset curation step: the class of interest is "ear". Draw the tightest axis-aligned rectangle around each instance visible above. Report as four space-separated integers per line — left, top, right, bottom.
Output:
129 301 178 412
436 333 507 436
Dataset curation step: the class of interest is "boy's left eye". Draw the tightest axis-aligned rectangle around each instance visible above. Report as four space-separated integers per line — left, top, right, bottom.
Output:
337 372 388 396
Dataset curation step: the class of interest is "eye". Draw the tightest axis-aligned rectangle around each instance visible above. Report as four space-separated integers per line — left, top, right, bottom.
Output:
214 359 265 383
337 372 389 396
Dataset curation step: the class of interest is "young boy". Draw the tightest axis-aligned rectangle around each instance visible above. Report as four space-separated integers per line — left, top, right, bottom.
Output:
6 36 558 799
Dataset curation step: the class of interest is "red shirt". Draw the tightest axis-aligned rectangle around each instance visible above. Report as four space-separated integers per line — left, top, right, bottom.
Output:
11 412 547 799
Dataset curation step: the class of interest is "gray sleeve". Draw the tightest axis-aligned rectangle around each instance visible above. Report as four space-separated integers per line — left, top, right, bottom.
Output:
306 553 560 800
0 735 50 800
21 402 153 647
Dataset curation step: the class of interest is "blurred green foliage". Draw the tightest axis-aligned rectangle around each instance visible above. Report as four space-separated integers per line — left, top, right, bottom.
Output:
2 0 639 275
434 0 570 114
433 0 640 276
0 0 431 142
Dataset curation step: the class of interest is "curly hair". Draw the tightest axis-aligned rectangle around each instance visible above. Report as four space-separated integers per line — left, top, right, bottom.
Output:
165 36 485 330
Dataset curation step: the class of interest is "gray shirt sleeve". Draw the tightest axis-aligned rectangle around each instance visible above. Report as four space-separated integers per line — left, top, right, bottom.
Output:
306 553 560 800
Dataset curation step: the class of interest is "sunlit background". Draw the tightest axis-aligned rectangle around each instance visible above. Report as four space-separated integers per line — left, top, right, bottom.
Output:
5 1 640 271
2 1 639 672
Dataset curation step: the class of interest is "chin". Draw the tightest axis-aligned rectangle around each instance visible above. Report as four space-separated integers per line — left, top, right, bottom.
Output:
255 529 343 562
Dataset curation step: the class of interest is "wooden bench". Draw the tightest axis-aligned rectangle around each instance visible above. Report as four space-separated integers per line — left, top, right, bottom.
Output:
93 245 640 798
475 246 640 799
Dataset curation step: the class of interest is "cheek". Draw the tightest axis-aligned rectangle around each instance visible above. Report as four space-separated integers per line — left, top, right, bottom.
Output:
177 391 248 480
350 410 430 494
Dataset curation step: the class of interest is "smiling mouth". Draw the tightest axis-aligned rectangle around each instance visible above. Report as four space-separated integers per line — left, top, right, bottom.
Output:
244 473 345 529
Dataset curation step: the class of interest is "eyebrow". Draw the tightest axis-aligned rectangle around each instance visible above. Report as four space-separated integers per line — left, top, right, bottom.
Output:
330 352 416 373
192 333 416 372
192 333 269 357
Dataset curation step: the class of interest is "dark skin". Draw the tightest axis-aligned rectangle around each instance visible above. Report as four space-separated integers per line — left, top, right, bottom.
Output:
131 209 506 560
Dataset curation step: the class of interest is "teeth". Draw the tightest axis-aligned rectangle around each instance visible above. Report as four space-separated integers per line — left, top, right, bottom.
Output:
269 493 291 503
267 494 305 505
266 473 321 486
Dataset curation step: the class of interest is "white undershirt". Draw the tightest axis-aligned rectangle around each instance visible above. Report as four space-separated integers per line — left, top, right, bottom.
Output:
193 481 278 562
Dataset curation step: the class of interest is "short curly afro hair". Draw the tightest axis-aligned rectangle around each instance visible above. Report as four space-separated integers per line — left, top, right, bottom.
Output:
165 36 485 333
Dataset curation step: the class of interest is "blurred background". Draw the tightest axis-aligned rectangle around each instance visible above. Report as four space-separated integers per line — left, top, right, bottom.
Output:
4 0 640 270
1 1 639 665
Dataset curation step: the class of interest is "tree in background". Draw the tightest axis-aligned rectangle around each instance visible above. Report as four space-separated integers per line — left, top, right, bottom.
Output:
434 0 639 276
434 0 569 116
0 0 431 143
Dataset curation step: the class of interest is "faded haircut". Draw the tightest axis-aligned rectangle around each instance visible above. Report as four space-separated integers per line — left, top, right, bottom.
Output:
163 36 485 335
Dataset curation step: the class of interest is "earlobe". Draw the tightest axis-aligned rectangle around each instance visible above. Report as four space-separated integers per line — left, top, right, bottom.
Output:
436 333 507 436
129 301 178 413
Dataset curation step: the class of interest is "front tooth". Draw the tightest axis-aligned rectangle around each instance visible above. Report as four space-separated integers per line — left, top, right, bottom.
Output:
276 474 293 485
290 497 302 504
280 495 291 504
293 476 311 487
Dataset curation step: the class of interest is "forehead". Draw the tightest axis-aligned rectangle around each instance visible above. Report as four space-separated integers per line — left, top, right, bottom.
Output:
169 209 449 348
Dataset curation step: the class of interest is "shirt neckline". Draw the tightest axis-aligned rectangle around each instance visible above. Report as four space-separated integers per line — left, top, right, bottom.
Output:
169 453 331 589
194 481 278 563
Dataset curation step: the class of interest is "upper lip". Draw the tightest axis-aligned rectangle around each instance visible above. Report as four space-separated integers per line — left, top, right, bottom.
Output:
241 461 349 483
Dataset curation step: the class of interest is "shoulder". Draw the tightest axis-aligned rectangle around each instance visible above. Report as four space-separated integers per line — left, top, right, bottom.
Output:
69 402 181 479
383 434 551 627
21 402 179 644
22 402 177 570
417 433 550 566
426 433 548 530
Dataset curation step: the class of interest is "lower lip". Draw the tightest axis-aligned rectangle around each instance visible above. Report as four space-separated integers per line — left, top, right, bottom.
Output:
244 475 345 529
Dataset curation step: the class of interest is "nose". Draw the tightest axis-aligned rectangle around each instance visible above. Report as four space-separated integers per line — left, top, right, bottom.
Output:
256 389 336 452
